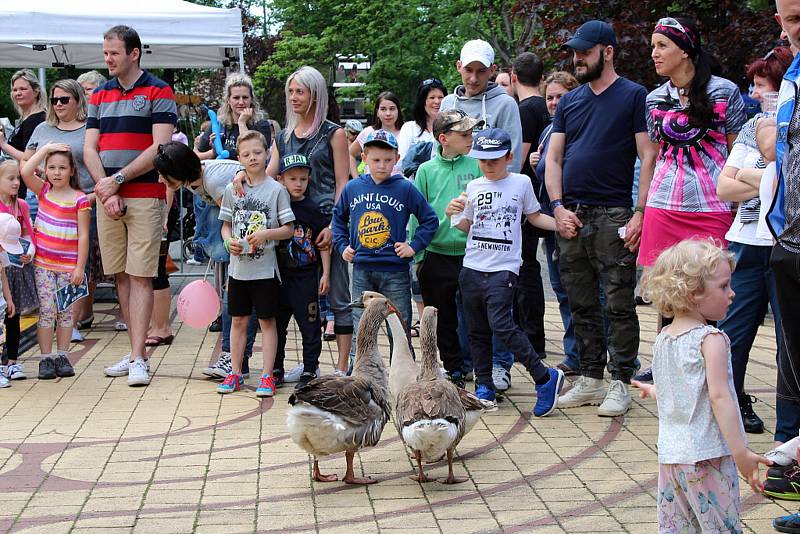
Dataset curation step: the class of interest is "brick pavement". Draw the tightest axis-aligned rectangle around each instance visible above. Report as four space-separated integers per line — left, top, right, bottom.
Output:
0 295 792 533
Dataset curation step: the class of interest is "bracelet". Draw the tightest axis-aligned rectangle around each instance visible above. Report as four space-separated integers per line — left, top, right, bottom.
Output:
550 199 563 210
634 206 645 214
223 238 231 252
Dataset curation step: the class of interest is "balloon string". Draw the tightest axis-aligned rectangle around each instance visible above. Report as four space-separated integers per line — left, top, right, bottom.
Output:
203 260 212 282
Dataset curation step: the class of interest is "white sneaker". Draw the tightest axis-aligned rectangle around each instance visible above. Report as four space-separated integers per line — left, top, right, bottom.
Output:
185 258 204 266
284 364 305 382
492 366 512 392
0 374 9 388
71 327 84 342
105 355 132 377
333 368 347 377
597 380 631 417
557 376 605 408
115 321 128 332
128 358 151 386
6 363 26 380
203 352 232 378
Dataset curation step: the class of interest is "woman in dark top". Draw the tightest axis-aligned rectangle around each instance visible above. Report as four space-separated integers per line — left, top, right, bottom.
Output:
0 69 47 199
264 66 351 376
197 73 272 161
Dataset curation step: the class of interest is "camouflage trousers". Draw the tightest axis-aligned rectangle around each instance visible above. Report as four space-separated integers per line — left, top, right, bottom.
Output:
557 205 639 383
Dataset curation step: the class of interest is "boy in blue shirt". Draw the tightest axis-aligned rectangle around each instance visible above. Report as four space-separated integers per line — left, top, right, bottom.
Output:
332 130 438 363
448 128 563 415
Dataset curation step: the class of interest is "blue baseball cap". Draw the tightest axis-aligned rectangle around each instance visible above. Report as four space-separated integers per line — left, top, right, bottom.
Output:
468 128 512 160
363 129 398 150
279 153 311 174
563 20 617 51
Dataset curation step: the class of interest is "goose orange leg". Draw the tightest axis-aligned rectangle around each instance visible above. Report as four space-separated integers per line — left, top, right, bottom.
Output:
343 450 377 484
312 458 338 482
440 449 467 484
410 450 436 483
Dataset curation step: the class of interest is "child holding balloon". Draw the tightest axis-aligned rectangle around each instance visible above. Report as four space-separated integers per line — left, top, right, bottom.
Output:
20 143 90 380
217 131 294 397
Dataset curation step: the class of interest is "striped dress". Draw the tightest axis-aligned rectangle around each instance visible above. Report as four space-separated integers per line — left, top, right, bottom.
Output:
33 182 91 273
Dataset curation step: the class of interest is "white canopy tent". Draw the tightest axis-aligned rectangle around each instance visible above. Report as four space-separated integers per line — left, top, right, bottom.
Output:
0 0 244 70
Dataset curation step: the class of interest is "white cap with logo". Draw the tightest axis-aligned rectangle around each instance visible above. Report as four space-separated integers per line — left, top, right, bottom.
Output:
460 39 495 68
0 213 22 254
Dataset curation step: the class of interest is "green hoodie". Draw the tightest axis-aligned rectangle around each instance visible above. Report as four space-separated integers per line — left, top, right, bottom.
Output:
410 145 481 262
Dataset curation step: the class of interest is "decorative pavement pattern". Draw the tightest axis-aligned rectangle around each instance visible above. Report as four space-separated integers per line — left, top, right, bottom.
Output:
0 297 791 533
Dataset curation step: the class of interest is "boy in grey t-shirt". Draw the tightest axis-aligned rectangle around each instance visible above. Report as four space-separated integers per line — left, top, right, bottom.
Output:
217 131 294 398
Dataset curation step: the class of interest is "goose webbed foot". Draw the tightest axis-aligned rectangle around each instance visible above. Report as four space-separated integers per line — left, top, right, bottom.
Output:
312 458 338 482
410 450 436 483
440 449 467 484
343 450 378 485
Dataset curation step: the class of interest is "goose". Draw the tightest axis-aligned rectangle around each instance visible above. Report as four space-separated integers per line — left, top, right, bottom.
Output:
395 306 484 484
287 296 393 484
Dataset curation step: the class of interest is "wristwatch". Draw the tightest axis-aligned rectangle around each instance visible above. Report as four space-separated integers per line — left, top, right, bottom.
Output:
550 199 563 210
113 172 125 185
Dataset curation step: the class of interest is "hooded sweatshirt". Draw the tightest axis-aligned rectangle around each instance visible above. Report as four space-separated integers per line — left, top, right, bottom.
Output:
410 145 482 261
440 82 524 172
332 173 438 271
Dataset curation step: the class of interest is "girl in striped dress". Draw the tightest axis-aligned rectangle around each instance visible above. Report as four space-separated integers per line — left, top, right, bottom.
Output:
20 143 90 380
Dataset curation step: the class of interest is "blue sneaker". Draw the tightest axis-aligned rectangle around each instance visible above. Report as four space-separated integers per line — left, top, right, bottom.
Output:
533 367 565 417
774 511 800 533
633 366 653 383
475 384 498 412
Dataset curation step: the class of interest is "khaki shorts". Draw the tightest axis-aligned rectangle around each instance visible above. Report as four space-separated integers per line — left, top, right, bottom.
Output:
97 197 164 278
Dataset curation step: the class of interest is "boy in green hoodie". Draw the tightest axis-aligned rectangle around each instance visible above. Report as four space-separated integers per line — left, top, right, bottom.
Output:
412 109 484 387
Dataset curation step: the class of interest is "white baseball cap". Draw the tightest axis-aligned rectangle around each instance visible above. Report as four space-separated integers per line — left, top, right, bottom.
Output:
0 213 22 254
460 39 495 68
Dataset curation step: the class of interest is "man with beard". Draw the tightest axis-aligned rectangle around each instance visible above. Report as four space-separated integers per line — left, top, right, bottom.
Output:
544 20 657 417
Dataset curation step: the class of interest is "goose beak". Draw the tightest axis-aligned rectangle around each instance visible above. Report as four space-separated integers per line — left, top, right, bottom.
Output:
347 298 365 309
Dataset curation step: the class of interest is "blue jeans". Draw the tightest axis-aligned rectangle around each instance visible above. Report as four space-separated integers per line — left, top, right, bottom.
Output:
456 292 514 374
198 204 227 263
459 267 548 390
329 249 352 334
717 242 784 396
192 196 210 262
544 232 580 370
349 267 412 370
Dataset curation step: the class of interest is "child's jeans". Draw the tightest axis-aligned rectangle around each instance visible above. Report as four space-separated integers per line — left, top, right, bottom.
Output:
458 267 548 390
275 270 322 374
657 456 741 534
34 266 73 329
349 267 412 370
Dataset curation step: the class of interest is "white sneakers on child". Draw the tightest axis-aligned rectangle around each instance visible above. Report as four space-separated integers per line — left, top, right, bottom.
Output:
558 376 631 417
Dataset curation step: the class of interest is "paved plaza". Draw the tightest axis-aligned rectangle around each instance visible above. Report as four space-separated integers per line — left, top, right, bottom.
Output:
0 288 792 533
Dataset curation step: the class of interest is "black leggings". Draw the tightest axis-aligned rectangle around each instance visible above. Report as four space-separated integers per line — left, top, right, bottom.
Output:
4 313 20 363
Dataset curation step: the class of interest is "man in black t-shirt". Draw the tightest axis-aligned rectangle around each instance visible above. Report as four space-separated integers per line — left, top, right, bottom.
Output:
509 52 551 372
544 21 657 417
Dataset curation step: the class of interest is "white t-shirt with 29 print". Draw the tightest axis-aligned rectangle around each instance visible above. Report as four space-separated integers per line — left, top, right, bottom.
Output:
462 172 540 275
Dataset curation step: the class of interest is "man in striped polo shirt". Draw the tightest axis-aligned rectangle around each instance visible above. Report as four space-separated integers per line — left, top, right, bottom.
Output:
84 25 177 387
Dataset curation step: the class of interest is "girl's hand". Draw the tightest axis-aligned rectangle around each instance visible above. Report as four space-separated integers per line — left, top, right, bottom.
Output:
70 268 85 286
20 254 31 264
246 229 268 249
42 142 71 154
319 274 329 295
232 170 246 197
227 238 243 256
6 299 15 319
631 380 656 400
734 449 772 493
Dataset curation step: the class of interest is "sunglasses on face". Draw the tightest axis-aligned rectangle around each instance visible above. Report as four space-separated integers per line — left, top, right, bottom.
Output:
50 96 71 105
657 17 687 34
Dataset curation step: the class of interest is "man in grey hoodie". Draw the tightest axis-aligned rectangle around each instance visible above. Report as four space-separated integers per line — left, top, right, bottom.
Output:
440 39 524 172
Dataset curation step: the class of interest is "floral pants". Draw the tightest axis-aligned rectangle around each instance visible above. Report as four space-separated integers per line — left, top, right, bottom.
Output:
34 266 73 329
658 455 742 534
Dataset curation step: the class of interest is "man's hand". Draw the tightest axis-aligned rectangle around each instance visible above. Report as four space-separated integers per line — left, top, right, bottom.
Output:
554 206 581 239
394 242 415 259
103 195 125 219
623 211 644 252
315 227 332 251
94 176 120 204
342 246 355 262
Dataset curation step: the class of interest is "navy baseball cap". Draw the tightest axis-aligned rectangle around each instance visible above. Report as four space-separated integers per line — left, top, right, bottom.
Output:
279 153 311 174
563 20 617 51
363 129 399 150
468 128 511 160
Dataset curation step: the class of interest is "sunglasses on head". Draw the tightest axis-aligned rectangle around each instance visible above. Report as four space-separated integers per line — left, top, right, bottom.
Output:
421 78 444 88
50 96 71 105
657 17 687 35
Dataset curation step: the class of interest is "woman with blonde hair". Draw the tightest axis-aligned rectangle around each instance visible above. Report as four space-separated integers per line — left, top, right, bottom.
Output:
196 73 272 161
0 69 47 198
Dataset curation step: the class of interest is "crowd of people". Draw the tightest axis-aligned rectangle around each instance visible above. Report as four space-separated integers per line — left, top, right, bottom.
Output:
1 4 800 531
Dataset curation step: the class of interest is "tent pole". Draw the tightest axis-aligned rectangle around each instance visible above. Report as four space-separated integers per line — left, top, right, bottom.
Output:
38 68 46 94
238 47 245 73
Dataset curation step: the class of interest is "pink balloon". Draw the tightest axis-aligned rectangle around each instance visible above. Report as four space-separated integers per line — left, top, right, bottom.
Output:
177 280 220 329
